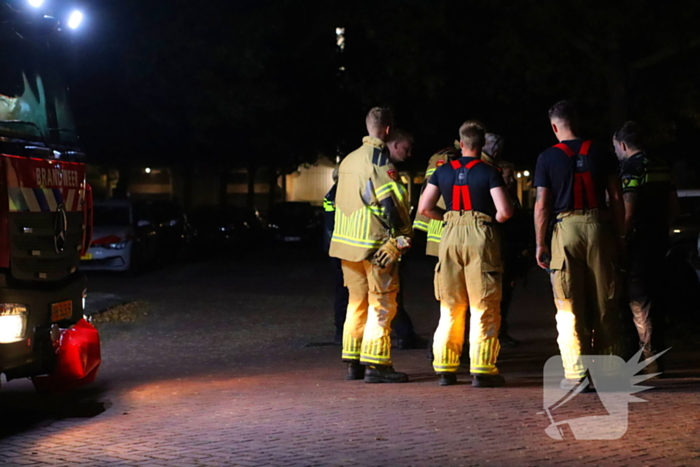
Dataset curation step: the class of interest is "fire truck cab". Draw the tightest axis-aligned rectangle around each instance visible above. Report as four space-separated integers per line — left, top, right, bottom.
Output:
0 1 95 388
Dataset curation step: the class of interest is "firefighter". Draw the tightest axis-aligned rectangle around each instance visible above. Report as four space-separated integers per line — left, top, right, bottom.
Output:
418 121 514 387
413 142 462 257
329 107 413 383
480 134 524 348
613 121 676 373
385 129 429 350
534 101 625 389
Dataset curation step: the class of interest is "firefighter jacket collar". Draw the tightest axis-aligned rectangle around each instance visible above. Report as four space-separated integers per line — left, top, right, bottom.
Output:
481 151 497 166
362 136 386 150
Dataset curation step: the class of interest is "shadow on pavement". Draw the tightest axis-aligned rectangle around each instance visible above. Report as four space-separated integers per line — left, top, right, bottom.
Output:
0 385 111 439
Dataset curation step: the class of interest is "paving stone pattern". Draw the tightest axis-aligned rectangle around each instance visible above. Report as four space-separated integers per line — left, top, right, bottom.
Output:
1 250 698 467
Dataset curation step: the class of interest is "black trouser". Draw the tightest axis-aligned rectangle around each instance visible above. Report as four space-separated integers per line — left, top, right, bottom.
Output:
331 257 349 338
626 235 667 354
500 264 516 336
332 257 416 340
391 264 417 340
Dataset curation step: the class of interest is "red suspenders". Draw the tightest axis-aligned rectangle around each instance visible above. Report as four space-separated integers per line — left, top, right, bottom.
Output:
553 140 598 210
449 159 481 211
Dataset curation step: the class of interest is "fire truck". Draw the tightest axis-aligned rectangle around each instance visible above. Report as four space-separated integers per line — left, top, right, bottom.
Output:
0 1 97 389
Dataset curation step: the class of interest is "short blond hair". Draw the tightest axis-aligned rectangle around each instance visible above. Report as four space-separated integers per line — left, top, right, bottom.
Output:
458 120 486 150
366 107 394 132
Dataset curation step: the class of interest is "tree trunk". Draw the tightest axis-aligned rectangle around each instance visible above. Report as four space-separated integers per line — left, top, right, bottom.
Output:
181 162 194 210
268 167 280 212
246 166 257 209
218 167 230 207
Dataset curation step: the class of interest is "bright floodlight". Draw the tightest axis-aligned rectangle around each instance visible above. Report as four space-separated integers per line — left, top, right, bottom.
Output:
28 0 44 7
68 10 83 29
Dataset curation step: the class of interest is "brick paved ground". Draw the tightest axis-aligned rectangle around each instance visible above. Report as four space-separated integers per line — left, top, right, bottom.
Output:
1 248 699 467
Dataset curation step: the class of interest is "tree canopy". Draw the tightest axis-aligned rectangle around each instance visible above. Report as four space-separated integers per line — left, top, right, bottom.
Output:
69 0 700 176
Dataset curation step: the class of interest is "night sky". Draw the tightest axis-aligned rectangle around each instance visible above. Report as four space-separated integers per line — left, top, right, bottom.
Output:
66 0 700 177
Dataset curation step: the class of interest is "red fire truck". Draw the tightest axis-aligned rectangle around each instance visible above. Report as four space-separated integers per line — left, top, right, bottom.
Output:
0 1 98 390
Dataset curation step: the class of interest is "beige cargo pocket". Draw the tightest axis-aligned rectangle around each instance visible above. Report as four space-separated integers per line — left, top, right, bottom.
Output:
480 261 503 300
433 262 442 301
549 256 571 300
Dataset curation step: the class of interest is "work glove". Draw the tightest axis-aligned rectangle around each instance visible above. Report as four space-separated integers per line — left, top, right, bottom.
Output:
370 236 411 269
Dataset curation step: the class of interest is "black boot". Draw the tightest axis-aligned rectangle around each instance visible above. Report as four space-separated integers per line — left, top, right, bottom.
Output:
364 365 409 383
438 373 457 386
397 334 429 350
472 374 505 388
499 333 519 348
345 361 365 380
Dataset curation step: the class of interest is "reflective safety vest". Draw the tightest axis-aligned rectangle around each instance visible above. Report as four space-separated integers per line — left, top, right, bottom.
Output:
449 159 482 211
553 140 597 210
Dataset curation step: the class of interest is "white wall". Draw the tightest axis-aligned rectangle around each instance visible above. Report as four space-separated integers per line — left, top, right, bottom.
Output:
284 157 335 206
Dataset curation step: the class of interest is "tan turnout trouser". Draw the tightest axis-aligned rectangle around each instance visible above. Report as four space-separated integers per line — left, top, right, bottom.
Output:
549 210 621 379
432 211 503 375
341 259 399 366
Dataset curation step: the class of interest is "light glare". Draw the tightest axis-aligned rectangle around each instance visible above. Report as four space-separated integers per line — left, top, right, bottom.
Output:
28 0 44 7
68 10 83 29
0 315 26 343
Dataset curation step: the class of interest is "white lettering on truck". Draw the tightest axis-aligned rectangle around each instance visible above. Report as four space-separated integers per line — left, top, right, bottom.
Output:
35 167 80 187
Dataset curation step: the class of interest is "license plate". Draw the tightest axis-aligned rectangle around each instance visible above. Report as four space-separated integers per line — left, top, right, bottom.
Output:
284 236 301 242
51 300 73 322
80 253 93 260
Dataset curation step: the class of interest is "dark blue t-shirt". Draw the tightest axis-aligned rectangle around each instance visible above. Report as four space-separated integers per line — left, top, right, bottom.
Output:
534 140 617 214
428 157 505 217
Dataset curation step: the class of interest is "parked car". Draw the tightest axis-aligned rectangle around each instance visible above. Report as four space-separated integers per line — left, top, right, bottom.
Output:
669 189 700 260
267 201 322 244
139 200 195 261
80 199 159 272
189 205 266 251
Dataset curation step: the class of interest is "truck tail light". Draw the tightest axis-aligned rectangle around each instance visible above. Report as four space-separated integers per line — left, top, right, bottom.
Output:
0 304 29 344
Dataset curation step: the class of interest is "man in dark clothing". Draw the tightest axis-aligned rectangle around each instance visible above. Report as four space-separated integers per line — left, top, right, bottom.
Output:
481 133 529 347
323 169 347 344
613 121 677 372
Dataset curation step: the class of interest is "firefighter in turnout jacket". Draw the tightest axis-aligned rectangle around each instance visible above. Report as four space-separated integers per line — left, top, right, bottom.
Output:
418 121 514 387
329 107 413 383
534 101 625 388
413 142 461 257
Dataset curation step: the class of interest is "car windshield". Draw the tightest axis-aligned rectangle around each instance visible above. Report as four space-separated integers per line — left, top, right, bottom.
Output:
94 205 131 227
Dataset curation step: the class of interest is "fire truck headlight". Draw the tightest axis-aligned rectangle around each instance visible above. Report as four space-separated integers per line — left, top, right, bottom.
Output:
68 10 83 29
28 0 44 7
0 304 28 344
